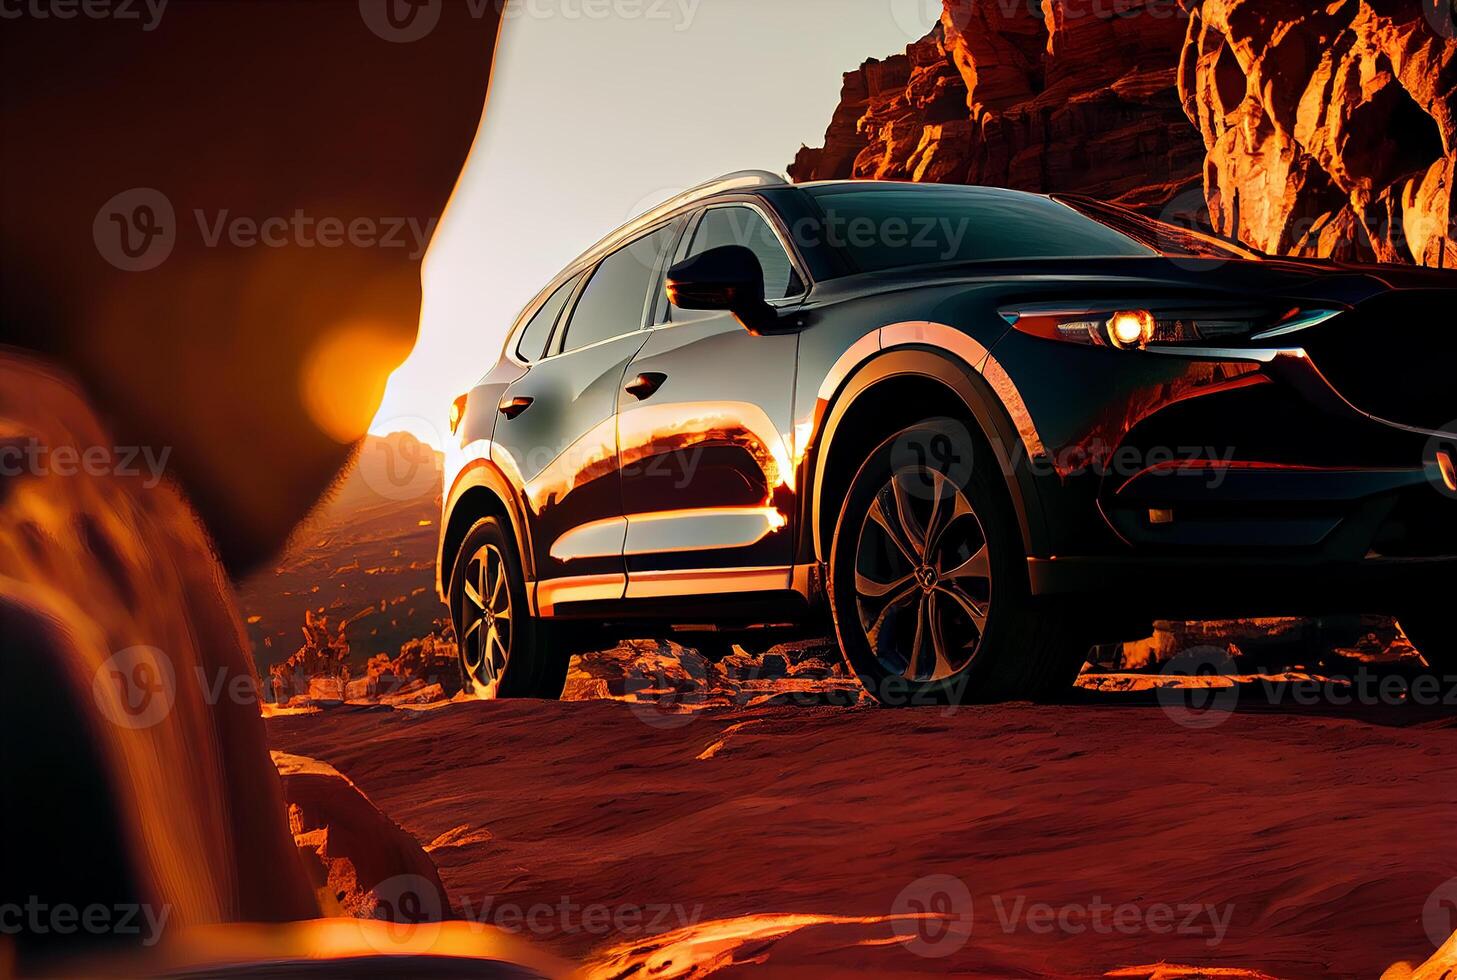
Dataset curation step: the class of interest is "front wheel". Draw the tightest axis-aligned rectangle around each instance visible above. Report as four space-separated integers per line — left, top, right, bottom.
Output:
828 422 1091 705
449 517 566 699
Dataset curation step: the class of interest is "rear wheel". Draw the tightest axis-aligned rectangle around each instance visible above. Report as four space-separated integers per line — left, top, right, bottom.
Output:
828 422 1091 705
1399 612 1455 674
449 517 567 699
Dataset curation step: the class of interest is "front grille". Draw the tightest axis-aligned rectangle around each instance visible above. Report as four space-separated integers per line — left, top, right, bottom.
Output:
1301 290 1457 432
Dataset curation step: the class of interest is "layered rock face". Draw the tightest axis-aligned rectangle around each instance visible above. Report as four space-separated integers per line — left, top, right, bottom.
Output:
1181 0 1456 265
791 0 1456 266
789 1 1207 211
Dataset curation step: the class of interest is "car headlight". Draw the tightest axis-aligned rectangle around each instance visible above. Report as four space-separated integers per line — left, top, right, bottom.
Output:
1002 306 1342 351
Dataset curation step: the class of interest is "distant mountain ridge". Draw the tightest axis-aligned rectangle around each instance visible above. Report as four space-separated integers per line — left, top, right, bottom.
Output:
237 431 447 674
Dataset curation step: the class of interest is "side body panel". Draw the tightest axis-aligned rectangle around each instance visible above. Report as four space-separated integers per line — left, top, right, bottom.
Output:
616 311 800 591
494 333 649 606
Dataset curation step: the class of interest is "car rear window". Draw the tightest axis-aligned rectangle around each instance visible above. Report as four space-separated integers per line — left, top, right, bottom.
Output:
801 184 1154 273
514 272 581 361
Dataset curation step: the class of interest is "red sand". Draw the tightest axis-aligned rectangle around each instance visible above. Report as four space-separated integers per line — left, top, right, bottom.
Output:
267 694 1457 978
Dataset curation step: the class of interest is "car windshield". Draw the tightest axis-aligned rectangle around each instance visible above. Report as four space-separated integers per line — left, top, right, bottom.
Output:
801 184 1250 273
1055 195 1260 261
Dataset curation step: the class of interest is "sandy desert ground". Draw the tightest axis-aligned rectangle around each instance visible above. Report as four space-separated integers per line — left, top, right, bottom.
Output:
267 672 1457 979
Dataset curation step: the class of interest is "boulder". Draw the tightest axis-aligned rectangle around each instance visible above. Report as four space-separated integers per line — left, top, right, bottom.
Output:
272 751 447 921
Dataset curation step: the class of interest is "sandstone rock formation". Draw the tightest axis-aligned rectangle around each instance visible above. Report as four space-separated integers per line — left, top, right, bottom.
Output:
1180 0 1455 265
790 2 1207 212
273 751 448 921
791 0 1456 267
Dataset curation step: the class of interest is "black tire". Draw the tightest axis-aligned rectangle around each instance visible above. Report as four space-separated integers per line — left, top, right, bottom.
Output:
1399 612 1455 674
448 517 567 699
828 421 1091 705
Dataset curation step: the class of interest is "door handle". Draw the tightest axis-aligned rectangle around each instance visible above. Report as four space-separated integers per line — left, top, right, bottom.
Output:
624 372 667 400
498 396 533 419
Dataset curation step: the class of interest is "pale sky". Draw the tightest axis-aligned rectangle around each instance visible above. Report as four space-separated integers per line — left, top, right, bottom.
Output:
370 0 942 446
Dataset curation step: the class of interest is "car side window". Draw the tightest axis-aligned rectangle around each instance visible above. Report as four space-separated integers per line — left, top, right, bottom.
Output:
684 205 803 301
557 226 673 354
514 272 582 362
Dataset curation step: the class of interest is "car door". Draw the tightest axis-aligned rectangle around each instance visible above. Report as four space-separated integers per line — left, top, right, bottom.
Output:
492 222 678 613
616 201 807 598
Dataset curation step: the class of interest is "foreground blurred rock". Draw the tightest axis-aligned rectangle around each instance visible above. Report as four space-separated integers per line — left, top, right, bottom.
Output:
791 0 1456 266
0 353 319 967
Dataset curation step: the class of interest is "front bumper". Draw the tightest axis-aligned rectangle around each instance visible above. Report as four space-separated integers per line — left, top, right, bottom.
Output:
987 307 1457 593
1027 554 1455 618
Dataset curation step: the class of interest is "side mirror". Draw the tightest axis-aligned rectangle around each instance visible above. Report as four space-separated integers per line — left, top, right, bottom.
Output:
665 245 779 335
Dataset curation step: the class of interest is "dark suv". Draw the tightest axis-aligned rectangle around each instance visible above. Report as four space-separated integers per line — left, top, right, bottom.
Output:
438 171 1457 703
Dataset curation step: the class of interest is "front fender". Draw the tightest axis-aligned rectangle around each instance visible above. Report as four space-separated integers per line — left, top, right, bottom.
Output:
805 332 1051 564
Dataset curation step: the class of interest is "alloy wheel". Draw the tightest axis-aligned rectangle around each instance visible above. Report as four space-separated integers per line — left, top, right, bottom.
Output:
460 542 512 691
853 466 992 682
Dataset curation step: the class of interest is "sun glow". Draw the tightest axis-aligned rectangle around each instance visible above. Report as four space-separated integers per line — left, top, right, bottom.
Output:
302 320 413 444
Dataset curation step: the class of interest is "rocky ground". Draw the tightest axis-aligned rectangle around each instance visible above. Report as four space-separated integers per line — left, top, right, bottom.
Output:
267 631 1457 979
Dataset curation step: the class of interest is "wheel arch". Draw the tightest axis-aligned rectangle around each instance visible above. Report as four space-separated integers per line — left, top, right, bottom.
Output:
808 347 1049 566
438 459 534 604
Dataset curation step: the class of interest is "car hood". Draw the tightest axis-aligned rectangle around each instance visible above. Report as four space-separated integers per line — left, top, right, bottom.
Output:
843 255 1457 309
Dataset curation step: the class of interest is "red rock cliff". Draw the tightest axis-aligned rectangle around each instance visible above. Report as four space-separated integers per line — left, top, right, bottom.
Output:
789 1 1206 211
789 0 1456 266
1181 0 1455 265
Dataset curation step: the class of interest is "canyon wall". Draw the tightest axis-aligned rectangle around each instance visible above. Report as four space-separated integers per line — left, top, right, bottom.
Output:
1182 0 1454 264
790 0 1456 266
